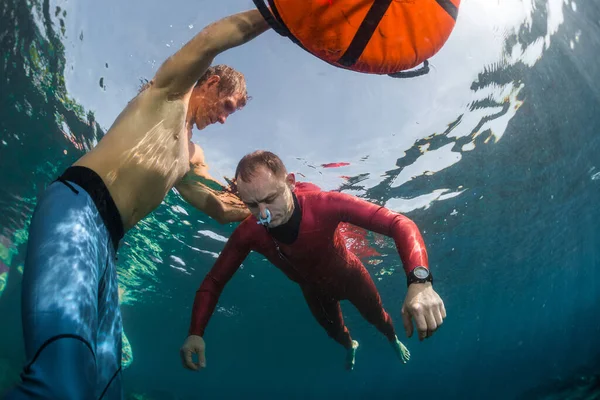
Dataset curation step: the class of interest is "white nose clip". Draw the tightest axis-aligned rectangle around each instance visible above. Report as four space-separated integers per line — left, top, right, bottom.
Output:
257 208 272 226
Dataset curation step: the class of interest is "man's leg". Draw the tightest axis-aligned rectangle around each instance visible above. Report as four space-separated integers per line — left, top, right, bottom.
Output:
300 287 359 370
4 181 121 399
96 237 123 399
346 265 410 363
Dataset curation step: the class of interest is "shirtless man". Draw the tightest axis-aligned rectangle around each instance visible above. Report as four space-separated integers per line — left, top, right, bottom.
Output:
5 10 269 399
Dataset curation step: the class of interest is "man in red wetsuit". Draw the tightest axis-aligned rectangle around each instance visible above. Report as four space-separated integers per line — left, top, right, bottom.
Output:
180 151 447 371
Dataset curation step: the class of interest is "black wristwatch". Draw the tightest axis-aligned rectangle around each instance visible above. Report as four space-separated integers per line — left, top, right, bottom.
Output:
407 266 433 287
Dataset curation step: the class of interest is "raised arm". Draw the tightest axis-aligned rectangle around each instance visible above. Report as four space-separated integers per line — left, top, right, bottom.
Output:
175 143 250 223
324 192 429 275
153 9 269 98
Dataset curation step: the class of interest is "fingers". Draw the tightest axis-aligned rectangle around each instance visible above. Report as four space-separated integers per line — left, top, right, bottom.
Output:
181 349 199 371
414 312 429 341
198 347 206 369
434 305 444 328
423 311 438 340
404 302 428 341
431 299 447 336
404 301 447 341
440 301 447 319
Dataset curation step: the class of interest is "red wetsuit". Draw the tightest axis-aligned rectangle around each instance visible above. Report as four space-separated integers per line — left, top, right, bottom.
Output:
189 183 429 348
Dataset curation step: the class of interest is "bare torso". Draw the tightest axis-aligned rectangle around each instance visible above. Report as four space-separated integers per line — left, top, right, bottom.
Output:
73 89 192 231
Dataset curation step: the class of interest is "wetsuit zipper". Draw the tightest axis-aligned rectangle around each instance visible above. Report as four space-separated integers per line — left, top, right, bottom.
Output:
268 233 334 324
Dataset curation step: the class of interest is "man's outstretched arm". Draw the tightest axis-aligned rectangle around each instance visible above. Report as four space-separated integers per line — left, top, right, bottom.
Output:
175 143 250 224
153 9 269 97
175 181 250 224
189 224 252 337
181 224 253 371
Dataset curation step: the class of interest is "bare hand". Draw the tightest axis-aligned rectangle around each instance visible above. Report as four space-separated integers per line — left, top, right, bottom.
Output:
180 335 206 370
401 282 446 341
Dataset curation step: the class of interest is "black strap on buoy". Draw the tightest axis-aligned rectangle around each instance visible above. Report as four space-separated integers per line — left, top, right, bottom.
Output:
434 0 459 20
388 60 430 78
253 0 312 53
337 0 393 68
252 0 289 37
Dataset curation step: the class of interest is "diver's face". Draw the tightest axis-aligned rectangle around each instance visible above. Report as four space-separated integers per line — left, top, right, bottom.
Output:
237 167 295 228
188 76 244 130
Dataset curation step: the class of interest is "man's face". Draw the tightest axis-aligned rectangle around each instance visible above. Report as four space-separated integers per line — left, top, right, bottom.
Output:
236 166 295 228
188 76 245 130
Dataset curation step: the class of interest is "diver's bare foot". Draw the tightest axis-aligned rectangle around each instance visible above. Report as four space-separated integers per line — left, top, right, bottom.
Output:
392 336 410 364
345 340 359 371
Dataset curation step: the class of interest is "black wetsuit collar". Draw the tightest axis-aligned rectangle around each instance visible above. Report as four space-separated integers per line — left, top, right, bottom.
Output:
268 192 301 244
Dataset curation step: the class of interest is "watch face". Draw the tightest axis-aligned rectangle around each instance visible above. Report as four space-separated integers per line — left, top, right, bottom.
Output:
413 266 429 279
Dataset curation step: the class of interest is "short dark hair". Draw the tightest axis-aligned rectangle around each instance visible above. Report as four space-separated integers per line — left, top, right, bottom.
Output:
235 151 287 183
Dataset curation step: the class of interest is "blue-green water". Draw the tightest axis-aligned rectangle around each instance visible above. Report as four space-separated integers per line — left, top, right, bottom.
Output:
1 0 600 399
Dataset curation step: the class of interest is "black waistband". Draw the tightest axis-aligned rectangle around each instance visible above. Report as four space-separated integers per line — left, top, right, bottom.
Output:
56 166 124 252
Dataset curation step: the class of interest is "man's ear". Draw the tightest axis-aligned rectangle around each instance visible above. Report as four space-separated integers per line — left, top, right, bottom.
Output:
206 74 220 88
286 173 296 190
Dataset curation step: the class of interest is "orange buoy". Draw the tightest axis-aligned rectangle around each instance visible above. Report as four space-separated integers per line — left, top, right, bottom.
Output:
253 0 460 78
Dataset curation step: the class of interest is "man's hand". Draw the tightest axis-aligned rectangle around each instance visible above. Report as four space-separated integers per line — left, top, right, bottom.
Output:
401 282 446 341
176 143 250 223
180 335 206 371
